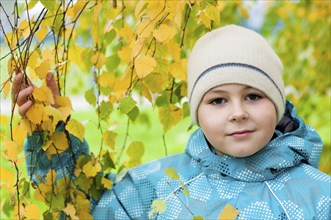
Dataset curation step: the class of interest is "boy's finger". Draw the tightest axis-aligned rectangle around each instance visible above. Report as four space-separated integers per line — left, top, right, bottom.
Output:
12 73 23 97
18 100 33 117
46 72 60 97
16 86 33 106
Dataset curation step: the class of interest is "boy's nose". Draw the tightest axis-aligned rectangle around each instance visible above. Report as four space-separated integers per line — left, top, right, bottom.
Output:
228 103 249 122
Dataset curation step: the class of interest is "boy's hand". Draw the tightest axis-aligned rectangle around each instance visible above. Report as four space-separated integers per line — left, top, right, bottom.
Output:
12 72 59 117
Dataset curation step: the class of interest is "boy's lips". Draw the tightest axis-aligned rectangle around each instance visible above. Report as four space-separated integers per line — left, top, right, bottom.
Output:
228 130 254 137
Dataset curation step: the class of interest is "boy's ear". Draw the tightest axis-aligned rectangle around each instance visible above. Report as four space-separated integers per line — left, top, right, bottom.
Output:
276 115 297 133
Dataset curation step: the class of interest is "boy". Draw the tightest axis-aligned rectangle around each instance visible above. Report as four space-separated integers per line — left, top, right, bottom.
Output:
13 24 330 219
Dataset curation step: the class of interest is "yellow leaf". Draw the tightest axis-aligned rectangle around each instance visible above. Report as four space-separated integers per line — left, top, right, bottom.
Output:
146 1 163 19
167 2 184 28
12 123 26 147
131 39 144 59
118 26 134 42
91 21 100 45
36 25 48 41
7 57 16 75
98 72 115 88
65 119 85 142
148 199 167 218
118 45 132 63
45 170 57 185
135 1 147 18
200 12 211 29
102 130 116 150
6 31 17 50
63 203 78 220
205 5 220 25
141 82 152 103
32 85 55 105
0 115 9 125
0 167 15 192
76 199 93 220
67 0 85 18
165 168 180 180
82 161 101 178
41 48 54 60
44 105 62 132
93 1 102 22
113 71 131 99
25 204 41 220
27 50 41 77
3 80 10 99
166 41 181 61
137 19 154 39
135 56 157 79
26 103 45 124
35 59 51 79
101 177 112 189
56 96 72 109
51 131 69 152
68 45 85 70
91 52 106 69
240 7 249 19
153 23 176 42
19 19 31 40
21 117 36 136
218 204 240 220
159 104 183 132
169 58 187 81
58 106 72 121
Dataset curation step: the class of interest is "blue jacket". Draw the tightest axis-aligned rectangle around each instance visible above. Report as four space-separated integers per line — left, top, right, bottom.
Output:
26 102 330 219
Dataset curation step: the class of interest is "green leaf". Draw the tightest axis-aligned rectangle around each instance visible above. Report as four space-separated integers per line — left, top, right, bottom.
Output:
106 54 121 71
155 91 170 107
102 151 116 170
85 88 96 107
43 211 53 219
76 174 91 193
40 0 56 12
127 106 140 121
98 101 113 120
126 141 145 159
49 193 65 209
119 96 136 114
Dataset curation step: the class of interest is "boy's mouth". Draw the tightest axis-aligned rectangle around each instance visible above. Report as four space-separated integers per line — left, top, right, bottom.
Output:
228 130 254 137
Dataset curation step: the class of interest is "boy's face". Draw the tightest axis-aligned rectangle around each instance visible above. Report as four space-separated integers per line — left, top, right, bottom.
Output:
197 84 277 157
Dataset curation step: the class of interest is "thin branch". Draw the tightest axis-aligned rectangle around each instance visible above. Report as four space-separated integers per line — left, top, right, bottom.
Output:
116 118 130 165
162 134 168 156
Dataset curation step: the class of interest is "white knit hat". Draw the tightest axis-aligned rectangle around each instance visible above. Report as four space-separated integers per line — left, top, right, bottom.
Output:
187 24 285 125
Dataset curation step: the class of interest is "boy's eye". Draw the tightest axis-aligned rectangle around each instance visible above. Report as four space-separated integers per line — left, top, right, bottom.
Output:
210 98 226 105
246 94 262 101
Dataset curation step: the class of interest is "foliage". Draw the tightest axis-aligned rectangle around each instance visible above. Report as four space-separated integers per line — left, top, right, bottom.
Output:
0 0 329 219
261 0 331 174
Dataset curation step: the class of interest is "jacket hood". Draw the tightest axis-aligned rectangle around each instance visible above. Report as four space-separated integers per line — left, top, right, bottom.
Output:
185 101 323 182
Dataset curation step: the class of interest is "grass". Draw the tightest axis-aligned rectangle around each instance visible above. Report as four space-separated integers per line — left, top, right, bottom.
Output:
71 106 195 165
